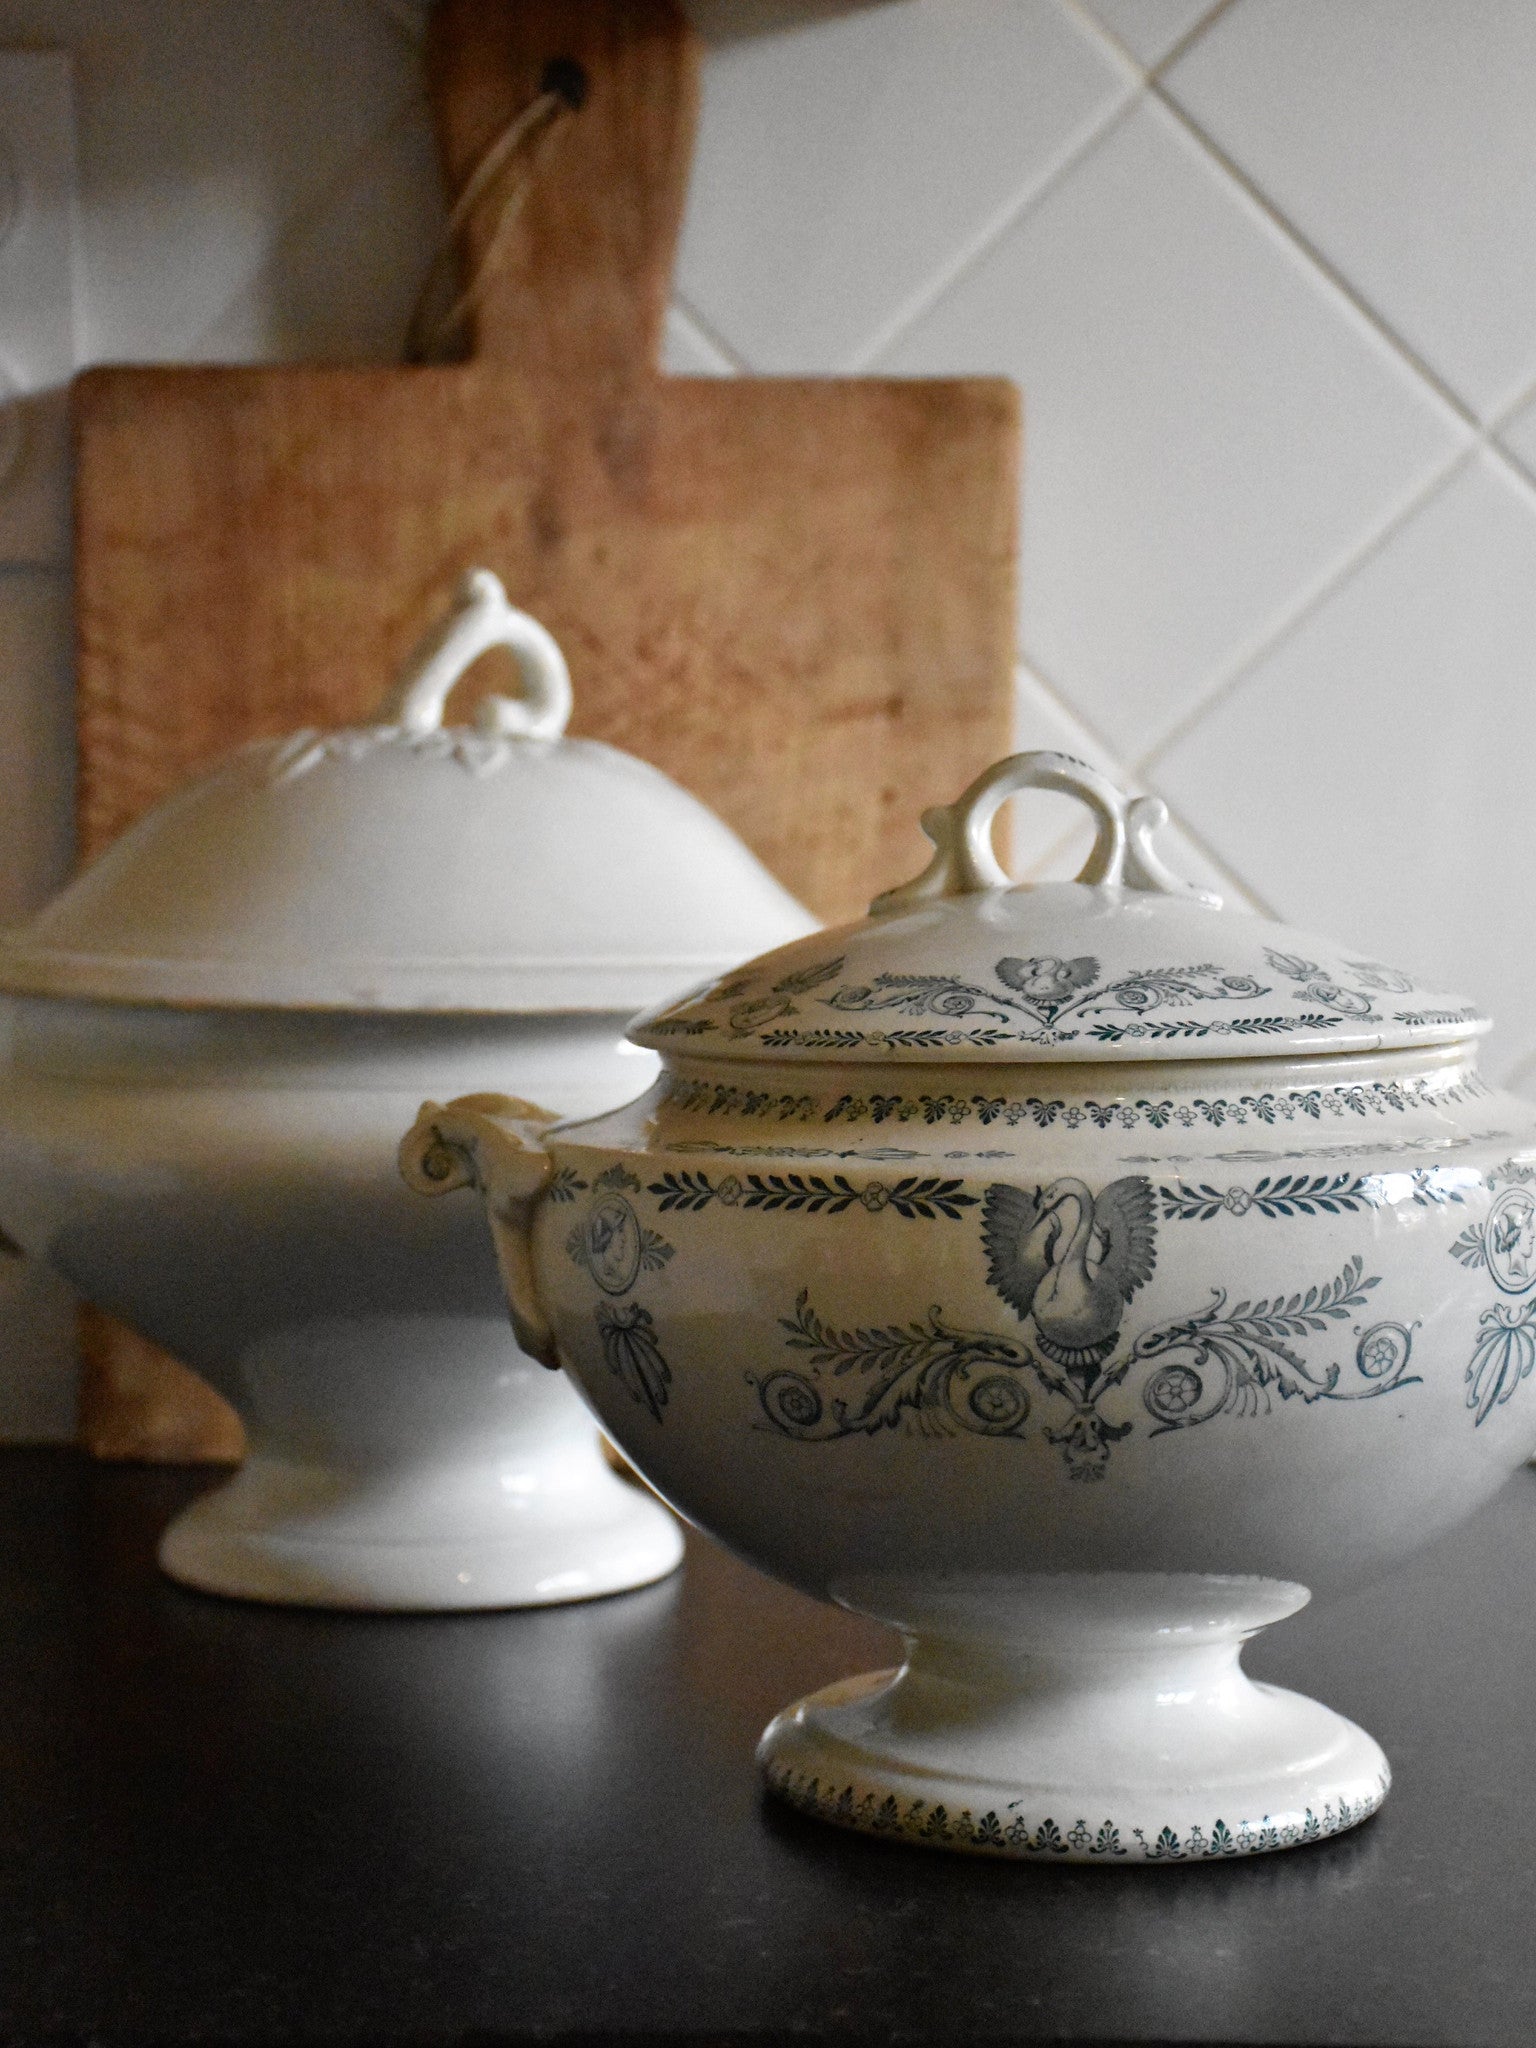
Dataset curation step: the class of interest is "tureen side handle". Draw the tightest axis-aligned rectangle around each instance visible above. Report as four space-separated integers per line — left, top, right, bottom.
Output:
399 1093 562 1369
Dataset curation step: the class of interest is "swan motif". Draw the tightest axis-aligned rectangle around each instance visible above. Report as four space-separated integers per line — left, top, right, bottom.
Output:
982 1177 1157 1377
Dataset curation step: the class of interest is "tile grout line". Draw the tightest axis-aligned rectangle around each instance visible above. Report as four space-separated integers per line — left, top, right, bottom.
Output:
844 0 1530 772
1015 653 1133 774
1078 15 1536 773
1147 0 1241 78
363 0 1536 860
1138 375 1536 777
849 82 1144 374
953 6 1536 520
1136 441 1478 776
842 0 1536 938
1477 432 1536 512
1133 773 1282 919
1492 436 1536 498
1059 0 1236 83
1489 362 1536 434
1147 81 1479 441
1131 45 1536 761
1014 654 1278 913
868 0 1536 898
1078 11 1536 509
1159 71 1536 518
1481 368 1536 496
1056 0 1157 80
1153 76 1536 520
380 0 1536 517
668 291 748 375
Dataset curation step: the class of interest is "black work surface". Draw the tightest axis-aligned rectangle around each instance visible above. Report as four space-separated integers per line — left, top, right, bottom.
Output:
0 1448 1529 2048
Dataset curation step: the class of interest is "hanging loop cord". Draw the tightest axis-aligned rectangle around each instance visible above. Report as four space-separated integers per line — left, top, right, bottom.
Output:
404 57 587 366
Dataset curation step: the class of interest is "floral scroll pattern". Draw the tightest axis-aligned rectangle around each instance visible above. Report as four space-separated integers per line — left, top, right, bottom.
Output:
594 1303 671 1423
750 1172 1418 1478
561 1152 1445 1459
1131 1263 1418 1438
757 1259 1414 1478
1449 1158 1536 1423
654 950 1298 1053
563 1166 678 1421
646 940 1456 1054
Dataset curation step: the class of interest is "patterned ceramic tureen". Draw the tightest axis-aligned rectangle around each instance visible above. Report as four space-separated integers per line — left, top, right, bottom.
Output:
402 750 1536 1858
0 571 815 1611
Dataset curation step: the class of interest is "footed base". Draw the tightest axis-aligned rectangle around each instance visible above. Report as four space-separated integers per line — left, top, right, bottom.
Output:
759 1575 1388 1863
158 1445 683 1611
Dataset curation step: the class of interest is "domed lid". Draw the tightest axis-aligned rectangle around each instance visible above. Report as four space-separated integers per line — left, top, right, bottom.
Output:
0 572 817 1012
632 752 1486 1064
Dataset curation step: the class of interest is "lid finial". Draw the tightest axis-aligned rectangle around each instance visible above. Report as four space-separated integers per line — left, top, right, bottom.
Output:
871 751 1220 915
377 568 574 741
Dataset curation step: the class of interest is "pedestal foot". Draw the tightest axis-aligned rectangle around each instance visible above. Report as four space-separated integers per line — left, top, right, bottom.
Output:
760 1574 1388 1863
158 1440 683 1611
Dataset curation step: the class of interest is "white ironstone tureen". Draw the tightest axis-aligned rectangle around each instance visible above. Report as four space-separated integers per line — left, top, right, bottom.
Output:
402 750 1536 1860
0 570 815 1610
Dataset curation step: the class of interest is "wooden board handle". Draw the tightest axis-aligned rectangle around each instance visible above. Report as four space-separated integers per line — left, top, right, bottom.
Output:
426 0 698 384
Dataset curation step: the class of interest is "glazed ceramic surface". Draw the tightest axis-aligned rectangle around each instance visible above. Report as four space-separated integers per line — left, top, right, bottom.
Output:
0 575 816 1610
403 753 1536 1854
0 1001 681 1607
0 570 812 1013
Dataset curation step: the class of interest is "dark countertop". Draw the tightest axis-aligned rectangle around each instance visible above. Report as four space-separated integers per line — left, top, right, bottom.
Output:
0 1445 1530 2048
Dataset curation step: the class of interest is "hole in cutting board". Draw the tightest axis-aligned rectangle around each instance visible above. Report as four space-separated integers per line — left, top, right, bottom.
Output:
540 56 589 109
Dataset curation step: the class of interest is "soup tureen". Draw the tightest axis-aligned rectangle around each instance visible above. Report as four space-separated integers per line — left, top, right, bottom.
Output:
0 571 815 1610
403 750 1536 1858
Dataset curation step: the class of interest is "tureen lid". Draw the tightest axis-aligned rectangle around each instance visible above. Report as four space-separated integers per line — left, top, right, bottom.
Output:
0 572 817 1012
631 752 1486 1064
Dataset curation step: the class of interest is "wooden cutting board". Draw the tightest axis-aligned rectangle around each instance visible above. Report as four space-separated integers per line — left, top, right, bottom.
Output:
70 0 1020 1460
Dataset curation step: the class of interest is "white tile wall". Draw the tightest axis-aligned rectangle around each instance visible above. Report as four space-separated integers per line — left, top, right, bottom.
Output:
2 0 1534 1434
1498 394 1536 487
5 0 440 363
1165 0 1536 423
1076 0 1219 70
1155 451 1536 1076
675 0 1134 371
879 94 1466 756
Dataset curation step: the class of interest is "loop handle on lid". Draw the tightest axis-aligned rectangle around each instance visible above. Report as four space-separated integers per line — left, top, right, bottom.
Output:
377 569 573 740
871 751 1220 914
